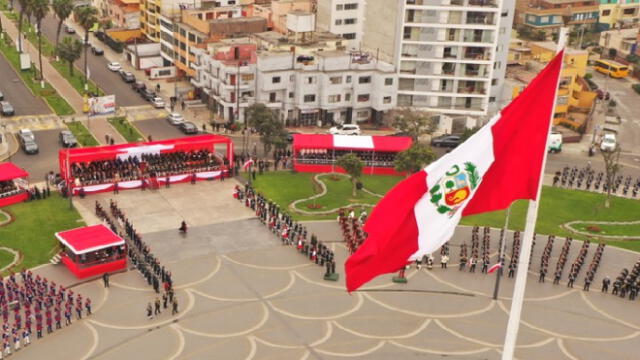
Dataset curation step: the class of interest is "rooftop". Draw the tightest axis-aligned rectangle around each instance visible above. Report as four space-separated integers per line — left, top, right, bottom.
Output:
530 41 587 55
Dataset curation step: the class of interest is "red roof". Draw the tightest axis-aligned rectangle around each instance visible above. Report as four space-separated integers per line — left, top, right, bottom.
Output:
56 224 125 254
0 162 29 181
292 134 412 152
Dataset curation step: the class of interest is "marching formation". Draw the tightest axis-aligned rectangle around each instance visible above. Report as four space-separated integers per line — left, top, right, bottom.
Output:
554 165 640 198
338 208 368 255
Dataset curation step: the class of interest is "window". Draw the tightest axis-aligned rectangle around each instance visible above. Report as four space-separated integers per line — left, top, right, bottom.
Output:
540 16 548 23
557 96 568 105
304 94 316 102
329 76 342 84
269 92 277 103
383 96 392 104
489 96 496 103
357 94 370 102
306 76 316 84
385 78 393 86
188 33 195 42
343 33 356 39
357 110 369 118
346 76 352 83
335 19 343 25
328 94 341 103
272 76 281 84
336 4 343 10
289 92 294 98
359 76 371 84
344 18 357 25
491 78 497 86
602 10 611 16
345 93 351 101
623 8 635 15
344 3 358 10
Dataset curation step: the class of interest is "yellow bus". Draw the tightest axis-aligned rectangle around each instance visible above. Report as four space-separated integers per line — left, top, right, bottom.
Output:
594 59 630 78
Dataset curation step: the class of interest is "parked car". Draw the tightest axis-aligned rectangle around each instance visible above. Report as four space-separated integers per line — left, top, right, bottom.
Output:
131 80 146 93
140 88 156 101
91 46 103 55
64 25 75 34
151 97 165 109
548 131 563 153
600 133 617 152
107 62 122 71
17 129 38 154
59 130 78 148
0 101 14 116
431 134 462 148
120 71 135 83
0 91 4 101
166 113 185 125
179 122 198 134
596 89 610 100
328 124 361 136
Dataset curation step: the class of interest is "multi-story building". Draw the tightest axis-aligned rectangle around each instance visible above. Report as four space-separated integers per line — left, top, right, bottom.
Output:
598 0 640 30
256 0 314 33
515 0 599 34
316 0 365 49
360 0 509 118
599 27 640 58
108 0 141 29
191 13 397 124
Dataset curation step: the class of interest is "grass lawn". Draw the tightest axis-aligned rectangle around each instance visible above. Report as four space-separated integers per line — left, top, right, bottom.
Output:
51 59 104 97
0 211 8 223
0 249 15 270
297 174 382 212
108 117 145 143
572 223 640 237
67 121 100 147
0 35 74 115
0 193 85 270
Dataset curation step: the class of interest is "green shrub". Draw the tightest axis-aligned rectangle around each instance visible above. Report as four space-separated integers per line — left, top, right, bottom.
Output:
632 84 640 95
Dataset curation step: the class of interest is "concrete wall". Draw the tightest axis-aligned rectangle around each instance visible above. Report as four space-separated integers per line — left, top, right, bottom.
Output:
361 0 401 65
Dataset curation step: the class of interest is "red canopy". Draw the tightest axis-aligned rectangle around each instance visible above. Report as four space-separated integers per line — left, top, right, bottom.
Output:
0 162 29 181
292 134 412 152
56 224 125 255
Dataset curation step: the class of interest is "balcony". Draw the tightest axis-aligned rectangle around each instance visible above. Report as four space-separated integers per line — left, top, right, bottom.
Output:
457 84 486 94
466 14 495 25
468 0 497 7
463 48 490 60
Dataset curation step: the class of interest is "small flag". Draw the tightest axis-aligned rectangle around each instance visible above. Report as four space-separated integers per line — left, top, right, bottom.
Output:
488 263 502 274
242 158 254 170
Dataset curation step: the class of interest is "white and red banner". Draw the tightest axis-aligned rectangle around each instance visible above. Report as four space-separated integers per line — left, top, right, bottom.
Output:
243 158 254 170
345 51 565 292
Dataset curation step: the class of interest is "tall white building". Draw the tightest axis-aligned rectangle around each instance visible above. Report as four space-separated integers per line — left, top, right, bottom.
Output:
350 0 514 120
316 0 365 49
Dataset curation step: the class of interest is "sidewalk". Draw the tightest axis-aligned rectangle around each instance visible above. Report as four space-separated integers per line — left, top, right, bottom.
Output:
0 12 84 113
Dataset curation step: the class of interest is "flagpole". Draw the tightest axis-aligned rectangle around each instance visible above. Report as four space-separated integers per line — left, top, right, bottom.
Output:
501 27 567 360
492 204 511 300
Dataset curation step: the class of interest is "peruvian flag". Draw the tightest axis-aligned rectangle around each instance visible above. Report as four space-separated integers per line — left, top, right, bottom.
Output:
345 51 565 292
242 158 254 170
488 263 502 274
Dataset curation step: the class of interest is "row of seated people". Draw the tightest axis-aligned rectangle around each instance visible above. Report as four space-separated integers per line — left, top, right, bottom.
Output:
0 181 24 198
296 150 397 167
71 150 226 185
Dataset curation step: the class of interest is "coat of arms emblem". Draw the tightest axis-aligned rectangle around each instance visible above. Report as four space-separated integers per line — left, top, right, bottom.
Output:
429 162 480 217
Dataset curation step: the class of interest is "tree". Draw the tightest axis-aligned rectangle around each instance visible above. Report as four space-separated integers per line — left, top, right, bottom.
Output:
31 0 48 80
386 108 436 141
16 0 30 53
57 36 82 76
246 103 287 156
394 143 436 175
52 0 74 50
336 153 364 197
74 5 98 89
601 146 622 209
460 126 480 142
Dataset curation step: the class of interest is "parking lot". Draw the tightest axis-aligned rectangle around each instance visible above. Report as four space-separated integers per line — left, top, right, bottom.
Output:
11 129 64 182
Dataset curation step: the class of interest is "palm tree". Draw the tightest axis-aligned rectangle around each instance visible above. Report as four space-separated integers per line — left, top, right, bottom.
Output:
30 0 48 80
57 36 82 76
52 0 74 50
16 0 31 53
74 5 98 90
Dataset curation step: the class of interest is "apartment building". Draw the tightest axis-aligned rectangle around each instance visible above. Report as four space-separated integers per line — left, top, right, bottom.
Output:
191 13 397 124
599 27 640 57
515 0 599 34
316 0 365 49
598 0 640 30
108 0 141 29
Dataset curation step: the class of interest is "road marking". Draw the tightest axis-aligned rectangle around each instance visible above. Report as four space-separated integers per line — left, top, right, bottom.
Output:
175 256 222 289
579 291 640 330
314 340 385 357
557 338 579 360
175 302 269 338
222 254 313 271
389 340 492 356
332 318 431 340
79 321 100 360
267 292 364 321
167 324 186 360
189 271 295 302
362 292 494 319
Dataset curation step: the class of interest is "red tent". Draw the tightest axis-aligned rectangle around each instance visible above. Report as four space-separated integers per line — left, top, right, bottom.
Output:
56 224 127 278
292 134 412 175
0 162 29 208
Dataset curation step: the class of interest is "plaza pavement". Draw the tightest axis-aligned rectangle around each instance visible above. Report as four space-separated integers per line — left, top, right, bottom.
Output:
14 179 640 359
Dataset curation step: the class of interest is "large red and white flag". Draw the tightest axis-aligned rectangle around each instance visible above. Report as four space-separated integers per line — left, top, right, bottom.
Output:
345 51 565 292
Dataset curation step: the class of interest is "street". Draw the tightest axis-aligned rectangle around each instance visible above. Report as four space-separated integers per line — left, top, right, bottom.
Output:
10 129 62 182
588 70 640 154
0 50 51 116
134 118 189 140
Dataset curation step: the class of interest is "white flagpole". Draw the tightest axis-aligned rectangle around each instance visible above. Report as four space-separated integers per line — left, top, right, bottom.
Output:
501 27 567 360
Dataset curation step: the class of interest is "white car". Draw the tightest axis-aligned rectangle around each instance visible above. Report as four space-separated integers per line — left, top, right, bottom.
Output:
107 62 122 72
166 113 185 125
151 97 165 109
328 124 361 136
600 133 617 152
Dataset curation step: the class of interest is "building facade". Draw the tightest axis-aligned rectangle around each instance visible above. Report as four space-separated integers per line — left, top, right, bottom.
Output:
515 0 599 34
108 0 141 29
316 0 365 49
599 27 640 57
598 0 640 30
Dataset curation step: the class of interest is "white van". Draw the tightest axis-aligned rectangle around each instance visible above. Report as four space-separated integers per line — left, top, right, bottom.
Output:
548 132 563 153
600 133 617 152
329 124 361 136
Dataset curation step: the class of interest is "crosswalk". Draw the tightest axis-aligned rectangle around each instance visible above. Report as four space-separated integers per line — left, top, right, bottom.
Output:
1 115 66 132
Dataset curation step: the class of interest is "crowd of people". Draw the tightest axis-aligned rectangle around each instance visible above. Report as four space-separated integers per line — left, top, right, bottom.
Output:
70 150 227 186
295 150 398 168
553 164 640 198
338 208 368 255
234 184 338 278
0 180 51 202
0 271 89 357
609 258 640 300
552 237 572 284
0 181 20 199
